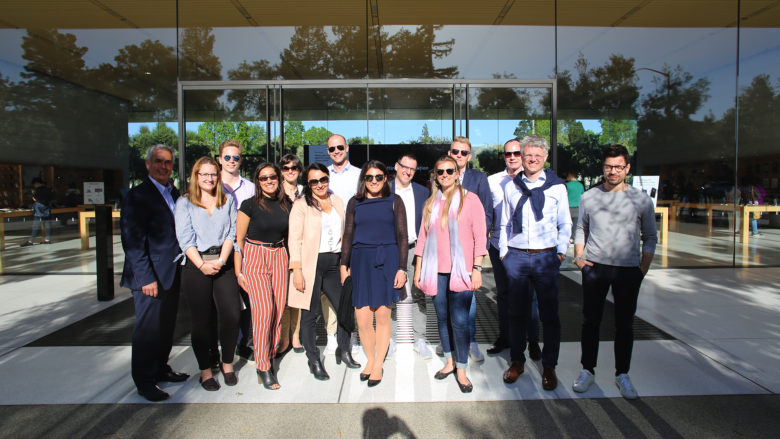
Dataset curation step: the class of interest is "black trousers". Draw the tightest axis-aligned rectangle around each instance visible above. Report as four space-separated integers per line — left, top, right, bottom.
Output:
131 272 180 392
300 252 351 363
181 260 241 370
580 263 644 375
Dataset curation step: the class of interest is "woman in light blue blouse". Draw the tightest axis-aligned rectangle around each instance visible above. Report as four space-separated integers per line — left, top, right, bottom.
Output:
175 156 241 392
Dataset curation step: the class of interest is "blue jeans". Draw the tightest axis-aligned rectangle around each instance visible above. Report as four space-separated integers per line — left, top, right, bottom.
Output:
29 216 51 241
488 245 539 343
433 273 473 368
504 248 561 367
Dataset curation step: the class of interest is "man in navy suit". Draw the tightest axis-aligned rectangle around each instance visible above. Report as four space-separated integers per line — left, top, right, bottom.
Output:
447 136 492 362
390 153 432 359
120 144 189 402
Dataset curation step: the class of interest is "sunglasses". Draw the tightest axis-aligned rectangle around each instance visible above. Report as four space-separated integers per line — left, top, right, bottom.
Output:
436 168 456 176
364 174 385 182
223 155 241 162
308 176 330 187
504 151 523 158
257 174 278 182
450 148 470 157
281 165 299 172
328 145 346 153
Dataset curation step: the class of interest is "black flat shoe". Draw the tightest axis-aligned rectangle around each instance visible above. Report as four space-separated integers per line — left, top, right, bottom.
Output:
367 368 383 387
308 359 330 381
221 364 238 386
256 369 279 390
456 375 473 393
199 376 220 391
434 368 455 380
335 347 361 369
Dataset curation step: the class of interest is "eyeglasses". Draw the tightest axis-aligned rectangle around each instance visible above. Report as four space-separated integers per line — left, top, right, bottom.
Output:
603 164 627 172
328 145 345 153
308 176 330 187
197 172 218 179
523 154 545 160
396 161 417 173
364 174 385 182
449 148 470 157
504 151 523 158
436 168 456 176
257 174 278 182
281 165 299 172
223 155 241 162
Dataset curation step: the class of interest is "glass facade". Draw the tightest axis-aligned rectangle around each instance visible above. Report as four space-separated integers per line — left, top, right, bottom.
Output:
1 0 778 274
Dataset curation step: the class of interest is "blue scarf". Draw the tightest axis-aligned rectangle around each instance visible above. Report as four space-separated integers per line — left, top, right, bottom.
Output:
511 168 565 233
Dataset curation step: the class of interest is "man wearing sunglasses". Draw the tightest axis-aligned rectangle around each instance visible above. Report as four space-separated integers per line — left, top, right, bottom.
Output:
390 153 432 359
498 135 571 392
218 139 255 361
486 139 541 361
571 144 656 399
326 134 361 204
444 136 492 363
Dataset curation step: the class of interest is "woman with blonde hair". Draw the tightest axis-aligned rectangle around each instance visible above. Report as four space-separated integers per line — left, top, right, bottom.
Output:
175 156 241 391
414 156 486 393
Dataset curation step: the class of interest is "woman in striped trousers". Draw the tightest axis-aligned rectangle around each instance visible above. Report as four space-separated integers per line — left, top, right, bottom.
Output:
234 163 292 390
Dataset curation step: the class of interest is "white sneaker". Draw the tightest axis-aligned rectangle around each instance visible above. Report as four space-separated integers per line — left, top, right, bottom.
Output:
469 342 484 362
414 339 433 360
573 369 594 393
350 332 360 355
325 334 337 354
435 344 444 357
386 339 396 359
615 373 638 399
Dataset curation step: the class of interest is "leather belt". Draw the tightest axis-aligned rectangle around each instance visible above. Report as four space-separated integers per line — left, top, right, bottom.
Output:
510 246 555 254
198 246 221 255
408 241 416 249
247 239 285 248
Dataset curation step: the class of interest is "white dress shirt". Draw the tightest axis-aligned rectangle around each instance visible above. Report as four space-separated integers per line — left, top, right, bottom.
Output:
487 169 511 249
498 171 572 258
394 182 417 243
328 162 361 204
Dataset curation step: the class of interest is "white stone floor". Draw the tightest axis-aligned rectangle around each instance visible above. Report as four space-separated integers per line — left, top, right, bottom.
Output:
0 267 777 404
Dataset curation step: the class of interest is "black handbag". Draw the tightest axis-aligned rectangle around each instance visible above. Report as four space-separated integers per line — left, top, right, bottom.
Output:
337 276 355 333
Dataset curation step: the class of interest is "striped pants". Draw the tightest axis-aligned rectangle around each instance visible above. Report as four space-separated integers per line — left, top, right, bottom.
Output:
242 239 289 371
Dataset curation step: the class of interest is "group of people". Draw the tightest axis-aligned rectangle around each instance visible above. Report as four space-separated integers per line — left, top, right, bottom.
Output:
121 132 656 402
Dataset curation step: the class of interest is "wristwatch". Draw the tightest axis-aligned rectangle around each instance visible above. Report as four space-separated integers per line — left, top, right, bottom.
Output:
572 257 583 262
472 265 483 272
218 257 225 265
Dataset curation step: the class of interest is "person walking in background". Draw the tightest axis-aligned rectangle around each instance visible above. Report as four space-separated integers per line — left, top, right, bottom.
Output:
218 139 256 362
572 144 657 399
414 156 487 393
120 144 189 402
565 171 585 240
175 157 241 392
341 161 408 387
20 177 54 246
278 154 305 354
446 136 492 363
288 163 359 381
234 163 292 390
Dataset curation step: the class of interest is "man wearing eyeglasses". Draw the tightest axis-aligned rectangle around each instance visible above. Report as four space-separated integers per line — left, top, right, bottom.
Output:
445 136 492 363
499 135 571 391
326 134 361 204
218 140 255 361
486 139 541 362
571 144 657 400
390 153 432 359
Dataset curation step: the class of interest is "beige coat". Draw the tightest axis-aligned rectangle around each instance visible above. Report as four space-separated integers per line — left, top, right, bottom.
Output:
287 194 345 310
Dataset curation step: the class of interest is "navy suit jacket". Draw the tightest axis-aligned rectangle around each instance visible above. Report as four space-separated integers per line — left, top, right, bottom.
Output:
120 178 181 291
461 167 492 249
390 180 430 236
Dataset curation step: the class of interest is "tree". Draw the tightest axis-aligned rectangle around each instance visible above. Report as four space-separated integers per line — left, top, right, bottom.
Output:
284 121 306 156
475 145 505 175
303 126 334 146
599 119 637 154
179 27 223 112
196 121 267 155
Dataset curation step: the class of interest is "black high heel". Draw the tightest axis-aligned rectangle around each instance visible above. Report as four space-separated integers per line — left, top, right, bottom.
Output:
335 347 361 369
308 359 330 381
367 368 383 387
257 369 279 390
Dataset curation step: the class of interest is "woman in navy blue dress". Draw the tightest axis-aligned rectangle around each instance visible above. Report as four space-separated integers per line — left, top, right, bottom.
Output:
340 160 408 387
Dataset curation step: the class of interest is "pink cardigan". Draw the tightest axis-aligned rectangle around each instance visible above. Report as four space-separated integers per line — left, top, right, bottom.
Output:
415 191 487 274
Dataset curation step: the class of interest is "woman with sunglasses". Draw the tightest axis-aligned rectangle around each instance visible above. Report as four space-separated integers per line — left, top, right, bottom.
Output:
288 163 360 381
174 157 241 391
340 161 408 387
277 154 305 355
234 163 291 390
413 156 487 393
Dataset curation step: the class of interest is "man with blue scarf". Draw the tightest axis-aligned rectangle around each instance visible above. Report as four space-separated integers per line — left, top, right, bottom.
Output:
498 135 572 391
